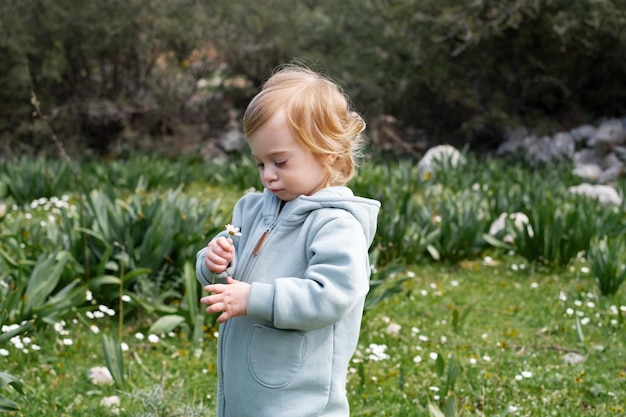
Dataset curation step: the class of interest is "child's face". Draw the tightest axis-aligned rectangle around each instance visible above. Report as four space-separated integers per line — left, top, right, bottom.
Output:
248 112 329 201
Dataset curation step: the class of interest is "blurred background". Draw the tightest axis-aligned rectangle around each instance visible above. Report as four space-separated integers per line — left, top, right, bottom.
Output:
1 0 625 160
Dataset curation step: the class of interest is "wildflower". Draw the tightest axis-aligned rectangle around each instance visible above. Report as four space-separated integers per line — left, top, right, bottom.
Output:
88 366 114 385
385 322 401 336
366 343 389 361
563 352 586 365
100 395 120 407
225 224 242 237
100 395 121 414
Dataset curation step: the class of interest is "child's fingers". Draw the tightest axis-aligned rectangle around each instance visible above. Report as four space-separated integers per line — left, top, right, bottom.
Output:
216 237 234 252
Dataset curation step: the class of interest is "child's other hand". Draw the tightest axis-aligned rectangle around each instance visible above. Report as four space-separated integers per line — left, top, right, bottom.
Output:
201 277 250 323
205 237 234 273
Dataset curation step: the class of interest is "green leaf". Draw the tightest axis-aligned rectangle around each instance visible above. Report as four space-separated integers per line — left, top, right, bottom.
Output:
130 294 178 315
443 395 457 417
149 315 186 335
482 233 513 250
451 308 459 332
0 396 20 412
445 355 462 392
434 353 445 377
575 315 585 344
426 245 440 261
183 262 199 317
0 372 24 395
88 275 123 287
427 402 446 417
0 320 33 343
102 335 125 388
24 251 70 315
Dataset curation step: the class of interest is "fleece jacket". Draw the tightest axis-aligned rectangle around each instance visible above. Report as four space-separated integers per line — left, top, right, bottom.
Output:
196 186 380 417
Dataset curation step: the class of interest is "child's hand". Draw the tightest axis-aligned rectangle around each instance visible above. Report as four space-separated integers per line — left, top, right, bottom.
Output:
201 277 250 323
204 237 234 273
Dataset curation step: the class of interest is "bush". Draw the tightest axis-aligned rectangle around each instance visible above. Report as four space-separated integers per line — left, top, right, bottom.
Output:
4 1 626 155
209 0 626 147
587 236 626 297
0 0 216 156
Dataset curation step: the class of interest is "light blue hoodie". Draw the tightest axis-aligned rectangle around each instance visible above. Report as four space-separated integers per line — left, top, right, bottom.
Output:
196 186 380 417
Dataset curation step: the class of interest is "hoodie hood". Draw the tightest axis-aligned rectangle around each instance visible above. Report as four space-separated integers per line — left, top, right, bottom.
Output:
262 186 380 245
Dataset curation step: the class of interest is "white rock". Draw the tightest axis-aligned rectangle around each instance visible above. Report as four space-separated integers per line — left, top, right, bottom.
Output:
417 145 465 177
87 366 114 386
567 183 622 206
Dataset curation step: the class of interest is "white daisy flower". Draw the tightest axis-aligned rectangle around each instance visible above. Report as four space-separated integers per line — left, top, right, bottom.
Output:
225 224 242 237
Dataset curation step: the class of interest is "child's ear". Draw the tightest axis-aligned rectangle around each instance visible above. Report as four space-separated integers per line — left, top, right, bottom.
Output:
326 153 338 164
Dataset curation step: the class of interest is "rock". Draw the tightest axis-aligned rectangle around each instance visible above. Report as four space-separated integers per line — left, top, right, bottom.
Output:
417 144 465 178
567 183 623 206
218 127 246 152
569 124 596 143
587 118 626 148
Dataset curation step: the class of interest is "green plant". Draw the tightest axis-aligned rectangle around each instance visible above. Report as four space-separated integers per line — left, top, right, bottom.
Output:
0 298 32 413
1 157 74 205
352 159 439 265
426 190 492 263
1 249 87 325
147 262 210 344
82 155 201 192
495 193 599 268
364 260 408 312
0 372 24 413
209 153 260 192
432 353 463 416
72 186 225 285
587 236 626 296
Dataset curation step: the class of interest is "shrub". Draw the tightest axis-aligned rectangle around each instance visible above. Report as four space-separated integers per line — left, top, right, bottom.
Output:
587 236 626 297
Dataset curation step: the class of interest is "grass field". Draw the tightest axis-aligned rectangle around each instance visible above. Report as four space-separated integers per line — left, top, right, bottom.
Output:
1 154 626 416
3 254 625 416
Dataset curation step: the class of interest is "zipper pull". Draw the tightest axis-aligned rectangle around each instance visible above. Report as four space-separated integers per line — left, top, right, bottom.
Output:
252 230 270 256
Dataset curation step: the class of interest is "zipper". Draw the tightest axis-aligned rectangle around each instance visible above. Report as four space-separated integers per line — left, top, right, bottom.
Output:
252 230 270 256
252 199 285 256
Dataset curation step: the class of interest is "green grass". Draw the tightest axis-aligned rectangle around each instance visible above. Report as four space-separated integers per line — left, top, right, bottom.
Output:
3 254 625 416
2 154 626 416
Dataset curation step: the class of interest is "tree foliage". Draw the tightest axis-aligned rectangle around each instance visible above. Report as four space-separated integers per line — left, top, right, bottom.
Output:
2 0 626 155
0 0 214 155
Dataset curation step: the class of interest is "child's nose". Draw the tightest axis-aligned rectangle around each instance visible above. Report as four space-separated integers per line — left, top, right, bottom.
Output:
262 166 277 183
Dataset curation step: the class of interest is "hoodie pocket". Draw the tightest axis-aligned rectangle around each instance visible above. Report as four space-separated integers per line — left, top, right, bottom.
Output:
248 325 305 388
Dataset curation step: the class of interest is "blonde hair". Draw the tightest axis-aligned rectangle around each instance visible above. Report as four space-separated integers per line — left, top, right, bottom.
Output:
243 65 366 186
